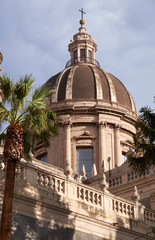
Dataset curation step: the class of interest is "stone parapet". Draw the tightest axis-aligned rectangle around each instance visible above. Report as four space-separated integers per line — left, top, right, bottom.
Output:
0 153 155 239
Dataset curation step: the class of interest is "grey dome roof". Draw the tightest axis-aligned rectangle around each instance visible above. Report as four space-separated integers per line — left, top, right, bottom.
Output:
46 63 137 113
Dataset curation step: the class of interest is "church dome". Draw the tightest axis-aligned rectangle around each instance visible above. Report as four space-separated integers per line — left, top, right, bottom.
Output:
46 63 137 113
45 17 137 115
35 14 138 176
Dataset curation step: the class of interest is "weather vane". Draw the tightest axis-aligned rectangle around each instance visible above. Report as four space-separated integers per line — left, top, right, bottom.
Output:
79 8 86 20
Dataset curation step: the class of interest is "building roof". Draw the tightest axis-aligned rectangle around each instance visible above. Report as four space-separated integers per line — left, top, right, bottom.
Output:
46 63 137 113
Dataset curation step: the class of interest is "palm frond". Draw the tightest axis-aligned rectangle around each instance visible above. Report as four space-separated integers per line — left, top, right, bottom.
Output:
0 73 14 103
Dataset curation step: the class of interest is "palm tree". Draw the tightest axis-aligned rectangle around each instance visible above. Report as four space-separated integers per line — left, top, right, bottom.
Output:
128 106 155 173
0 73 58 240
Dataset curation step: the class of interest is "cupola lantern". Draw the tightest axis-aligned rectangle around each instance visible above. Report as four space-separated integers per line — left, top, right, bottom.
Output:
66 9 99 68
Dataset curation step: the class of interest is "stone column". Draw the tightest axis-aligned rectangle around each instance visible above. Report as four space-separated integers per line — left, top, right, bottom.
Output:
114 124 121 167
64 122 71 167
98 121 107 172
85 44 88 63
77 44 80 62
92 50 95 64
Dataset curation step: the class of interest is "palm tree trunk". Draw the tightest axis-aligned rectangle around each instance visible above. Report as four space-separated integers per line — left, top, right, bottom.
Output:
0 158 16 240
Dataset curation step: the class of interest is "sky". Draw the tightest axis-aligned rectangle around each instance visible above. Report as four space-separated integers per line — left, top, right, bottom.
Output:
0 0 155 112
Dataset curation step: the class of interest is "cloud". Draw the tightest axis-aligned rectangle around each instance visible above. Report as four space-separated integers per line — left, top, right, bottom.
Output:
0 0 155 111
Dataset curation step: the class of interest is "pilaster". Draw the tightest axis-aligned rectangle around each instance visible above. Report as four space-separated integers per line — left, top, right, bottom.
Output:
98 121 107 172
64 122 72 167
114 124 121 167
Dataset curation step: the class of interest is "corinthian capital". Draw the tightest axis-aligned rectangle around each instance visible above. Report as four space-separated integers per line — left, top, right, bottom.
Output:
98 121 107 128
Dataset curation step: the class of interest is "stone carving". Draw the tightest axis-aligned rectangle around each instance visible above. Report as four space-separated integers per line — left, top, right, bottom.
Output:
99 173 109 192
131 186 140 204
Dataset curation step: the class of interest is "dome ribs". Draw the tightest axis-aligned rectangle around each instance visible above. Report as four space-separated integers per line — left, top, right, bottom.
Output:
72 65 96 99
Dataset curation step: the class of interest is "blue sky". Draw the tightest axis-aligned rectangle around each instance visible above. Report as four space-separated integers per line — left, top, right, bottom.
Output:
0 0 155 112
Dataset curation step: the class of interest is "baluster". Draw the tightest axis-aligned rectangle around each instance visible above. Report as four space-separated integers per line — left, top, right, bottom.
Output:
80 188 84 199
130 206 133 217
43 175 48 187
85 190 88 201
112 200 115 211
61 181 65 193
116 178 119 185
89 191 93 203
127 205 130 216
57 180 60 192
77 187 80 198
115 201 118 212
98 195 101 206
55 179 58 192
38 173 43 185
49 177 54 189
123 204 126 214
119 202 123 213
113 179 115 186
94 193 97 205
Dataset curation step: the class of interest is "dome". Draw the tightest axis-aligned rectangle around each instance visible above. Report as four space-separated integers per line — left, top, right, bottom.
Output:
46 63 137 113
35 16 138 176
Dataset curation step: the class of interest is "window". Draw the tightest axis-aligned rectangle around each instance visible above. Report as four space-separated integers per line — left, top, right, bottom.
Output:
80 49 85 62
122 152 127 164
76 147 93 178
74 50 77 63
88 50 92 63
37 153 47 163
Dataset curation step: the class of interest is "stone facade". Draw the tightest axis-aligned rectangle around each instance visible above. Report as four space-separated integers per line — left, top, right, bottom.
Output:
0 152 155 239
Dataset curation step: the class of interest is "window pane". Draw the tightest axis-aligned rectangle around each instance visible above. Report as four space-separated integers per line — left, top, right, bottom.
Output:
76 147 93 178
88 50 91 58
74 50 77 63
80 49 85 57
122 152 127 164
37 153 47 163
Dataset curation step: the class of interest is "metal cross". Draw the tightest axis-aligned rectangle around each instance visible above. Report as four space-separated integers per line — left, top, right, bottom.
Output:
79 8 86 19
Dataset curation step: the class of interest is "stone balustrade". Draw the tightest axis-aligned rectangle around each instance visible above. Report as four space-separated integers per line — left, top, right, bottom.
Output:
37 171 65 194
112 198 134 218
0 155 155 238
107 164 152 189
144 209 155 223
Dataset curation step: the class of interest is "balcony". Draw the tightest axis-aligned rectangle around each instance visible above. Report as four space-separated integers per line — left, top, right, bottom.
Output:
65 57 100 68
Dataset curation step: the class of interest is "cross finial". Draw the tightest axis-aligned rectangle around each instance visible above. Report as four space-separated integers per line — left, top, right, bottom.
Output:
79 8 86 20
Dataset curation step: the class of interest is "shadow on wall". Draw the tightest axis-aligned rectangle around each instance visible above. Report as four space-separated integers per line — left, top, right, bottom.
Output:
114 215 155 240
1 174 76 240
11 214 75 240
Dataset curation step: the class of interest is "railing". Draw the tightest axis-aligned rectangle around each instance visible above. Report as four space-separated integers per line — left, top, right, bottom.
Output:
37 171 65 194
65 57 100 68
77 186 102 207
112 199 134 217
109 176 122 188
107 167 152 189
127 169 150 182
144 209 155 223
1 156 155 228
